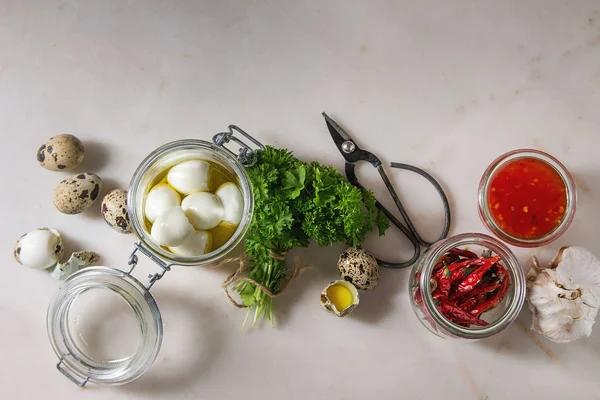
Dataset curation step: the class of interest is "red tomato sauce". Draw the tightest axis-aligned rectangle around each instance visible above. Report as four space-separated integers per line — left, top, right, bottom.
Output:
487 157 567 239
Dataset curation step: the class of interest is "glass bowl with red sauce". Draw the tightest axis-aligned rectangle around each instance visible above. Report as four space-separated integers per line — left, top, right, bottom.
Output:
478 149 576 247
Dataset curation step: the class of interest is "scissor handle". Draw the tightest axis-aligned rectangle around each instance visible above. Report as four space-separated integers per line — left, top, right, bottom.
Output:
345 163 421 269
384 162 451 246
345 161 452 269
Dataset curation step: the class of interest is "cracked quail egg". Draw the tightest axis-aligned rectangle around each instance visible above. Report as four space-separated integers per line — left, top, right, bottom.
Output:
14 228 64 269
37 134 84 171
320 280 360 317
53 173 102 214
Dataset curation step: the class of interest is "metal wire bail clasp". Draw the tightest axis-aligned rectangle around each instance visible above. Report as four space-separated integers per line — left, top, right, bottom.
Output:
213 125 265 167
127 241 173 290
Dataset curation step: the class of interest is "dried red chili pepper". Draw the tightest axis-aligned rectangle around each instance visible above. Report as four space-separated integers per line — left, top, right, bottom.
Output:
457 293 487 311
434 267 467 299
414 288 423 304
438 302 489 326
469 266 511 317
451 281 501 301
434 258 480 279
456 256 501 295
448 247 478 259
432 253 460 272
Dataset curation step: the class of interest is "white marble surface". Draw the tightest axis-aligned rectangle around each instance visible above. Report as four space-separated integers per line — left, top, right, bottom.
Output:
1 1 599 399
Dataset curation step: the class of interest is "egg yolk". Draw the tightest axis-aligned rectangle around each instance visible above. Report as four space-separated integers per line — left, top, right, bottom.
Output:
326 284 354 311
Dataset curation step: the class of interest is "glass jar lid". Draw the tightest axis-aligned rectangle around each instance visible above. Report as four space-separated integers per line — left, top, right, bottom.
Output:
47 266 163 386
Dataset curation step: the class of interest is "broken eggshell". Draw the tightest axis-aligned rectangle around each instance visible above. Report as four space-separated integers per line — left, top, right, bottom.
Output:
50 251 100 280
320 280 360 317
14 228 64 269
101 189 133 234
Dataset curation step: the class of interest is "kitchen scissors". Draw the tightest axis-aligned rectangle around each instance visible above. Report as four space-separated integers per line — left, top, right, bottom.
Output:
323 112 452 269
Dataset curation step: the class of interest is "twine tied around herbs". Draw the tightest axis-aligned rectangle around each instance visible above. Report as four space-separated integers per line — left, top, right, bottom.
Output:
211 251 312 308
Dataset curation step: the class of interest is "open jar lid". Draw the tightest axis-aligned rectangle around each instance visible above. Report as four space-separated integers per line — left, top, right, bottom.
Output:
46 266 163 386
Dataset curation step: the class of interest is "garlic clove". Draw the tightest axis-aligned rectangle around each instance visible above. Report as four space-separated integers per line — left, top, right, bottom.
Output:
14 228 63 269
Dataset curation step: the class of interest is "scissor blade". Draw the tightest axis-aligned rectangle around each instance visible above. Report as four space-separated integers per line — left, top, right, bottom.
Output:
323 113 357 162
322 112 353 144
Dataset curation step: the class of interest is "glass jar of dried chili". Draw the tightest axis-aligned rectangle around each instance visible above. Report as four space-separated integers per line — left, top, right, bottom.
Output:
409 233 525 339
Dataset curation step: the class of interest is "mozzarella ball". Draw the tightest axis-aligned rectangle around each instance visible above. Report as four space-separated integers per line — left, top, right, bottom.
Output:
167 160 211 195
181 192 224 230
145 184 181 223
169 230 212 257
150 207 194 247
215 182 244 226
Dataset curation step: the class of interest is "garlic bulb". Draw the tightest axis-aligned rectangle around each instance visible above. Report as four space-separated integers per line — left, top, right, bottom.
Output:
527 246 600 343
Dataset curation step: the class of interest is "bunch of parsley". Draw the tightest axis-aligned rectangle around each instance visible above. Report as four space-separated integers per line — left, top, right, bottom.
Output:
237 146 389 326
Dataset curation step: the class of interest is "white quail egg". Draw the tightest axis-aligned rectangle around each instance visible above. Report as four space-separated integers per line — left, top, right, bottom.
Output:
53 173 102 214
150 206 195 247
169 230 212 257
145 184 181 223
181 192 224 230
167 160 211 194
14 228 64 269
101 189 132 234
215 182 244 226
37 134 84 171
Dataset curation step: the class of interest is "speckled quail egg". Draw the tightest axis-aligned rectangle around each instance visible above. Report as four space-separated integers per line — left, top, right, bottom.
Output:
37 134 84 171
167 160 211 194
145 184 181 223
337 247 380 291
14 228 63 269
320 280 360 317
150 206 195 247
168 230 212 257
215 182 244 226
53 173 102 214
101 189 132 234
182 192 224 230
